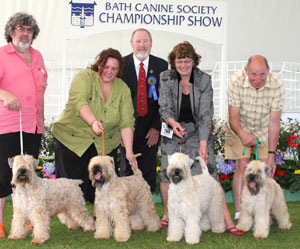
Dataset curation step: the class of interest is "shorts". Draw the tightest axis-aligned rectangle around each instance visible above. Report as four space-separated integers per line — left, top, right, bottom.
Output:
0 132 41 198
224 128 268 160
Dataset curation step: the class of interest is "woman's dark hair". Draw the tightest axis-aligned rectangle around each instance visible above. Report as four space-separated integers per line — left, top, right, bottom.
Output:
90 48 124 78
5 12 40 43
168 41 201 69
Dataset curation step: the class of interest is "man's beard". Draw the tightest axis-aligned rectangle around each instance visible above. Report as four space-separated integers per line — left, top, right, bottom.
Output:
15 36 31 51
19 41 30 50
135 52 149 61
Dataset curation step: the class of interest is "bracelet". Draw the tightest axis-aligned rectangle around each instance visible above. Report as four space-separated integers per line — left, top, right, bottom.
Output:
90 119 98 129
268 151 276 154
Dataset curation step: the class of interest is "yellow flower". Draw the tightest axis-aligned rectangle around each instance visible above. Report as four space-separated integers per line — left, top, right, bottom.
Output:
118 167 120 172
36 166 43 170
294 170 300 174
156 166 161 172
217 170 221 174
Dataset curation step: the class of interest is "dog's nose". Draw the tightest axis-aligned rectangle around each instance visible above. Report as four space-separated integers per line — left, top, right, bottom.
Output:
93 166 102 175
18 169 26 175
175 169 180 175
249 174 256 181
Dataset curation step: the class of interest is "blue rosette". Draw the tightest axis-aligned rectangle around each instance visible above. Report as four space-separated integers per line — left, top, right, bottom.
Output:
147 76 158 100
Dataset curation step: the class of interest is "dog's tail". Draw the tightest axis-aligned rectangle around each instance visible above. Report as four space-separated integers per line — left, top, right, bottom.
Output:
129 153 142 176
196 157 209 175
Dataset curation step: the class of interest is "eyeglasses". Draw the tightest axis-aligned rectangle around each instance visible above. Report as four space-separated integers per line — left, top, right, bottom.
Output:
249 72 268 79
14 26 34 34
175 59 193 64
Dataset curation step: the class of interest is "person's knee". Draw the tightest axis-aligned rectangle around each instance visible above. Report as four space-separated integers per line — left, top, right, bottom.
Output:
235 159 249 175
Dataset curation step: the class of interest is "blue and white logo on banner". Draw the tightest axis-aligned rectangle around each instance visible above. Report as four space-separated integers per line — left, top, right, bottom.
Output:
69 1 97 28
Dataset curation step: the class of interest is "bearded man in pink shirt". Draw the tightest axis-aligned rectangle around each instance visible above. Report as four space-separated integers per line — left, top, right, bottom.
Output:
0 12 47 238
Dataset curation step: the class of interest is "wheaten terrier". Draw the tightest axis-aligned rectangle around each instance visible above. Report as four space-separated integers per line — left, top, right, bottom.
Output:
88 155 160 242
236 160 292 239
167 152 225 245
8 155 95 244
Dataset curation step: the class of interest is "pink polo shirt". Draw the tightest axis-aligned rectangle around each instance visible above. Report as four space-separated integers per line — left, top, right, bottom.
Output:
0 42 47 134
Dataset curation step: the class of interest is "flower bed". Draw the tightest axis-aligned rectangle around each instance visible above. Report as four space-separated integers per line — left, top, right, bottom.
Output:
39 118 300 194
214 118 300 192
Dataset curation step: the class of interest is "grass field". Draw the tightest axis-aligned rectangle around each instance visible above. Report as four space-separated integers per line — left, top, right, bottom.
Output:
1 201 299 249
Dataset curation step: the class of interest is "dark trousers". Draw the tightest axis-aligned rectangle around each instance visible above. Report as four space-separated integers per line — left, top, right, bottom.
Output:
119 144 158 193
0 131 41 198
54 138 118 204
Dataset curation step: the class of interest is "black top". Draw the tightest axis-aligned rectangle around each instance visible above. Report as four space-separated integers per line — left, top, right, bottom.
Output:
177 70 195 124
179 93 195 123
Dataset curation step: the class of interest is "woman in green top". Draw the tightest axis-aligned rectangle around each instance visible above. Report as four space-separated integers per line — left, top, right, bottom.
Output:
52 48 136 204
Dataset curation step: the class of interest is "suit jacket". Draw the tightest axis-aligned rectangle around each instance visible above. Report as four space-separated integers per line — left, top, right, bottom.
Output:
122 53 168 149
159 67 214 142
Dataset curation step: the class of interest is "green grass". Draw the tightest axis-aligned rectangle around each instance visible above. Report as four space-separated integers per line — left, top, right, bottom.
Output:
1 201 299 249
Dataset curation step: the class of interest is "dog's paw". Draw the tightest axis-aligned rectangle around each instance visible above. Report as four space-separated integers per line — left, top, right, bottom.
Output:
200 224 210 232
114 232 130 242
31 236 48 245
67 224 79 230
146 222 160 232
253 230 268 239
167 235 181 242
185 236 200 245
83 223 95 232
94 231 110 239
279 222 292 230
236 223 249 232
8 234 25 240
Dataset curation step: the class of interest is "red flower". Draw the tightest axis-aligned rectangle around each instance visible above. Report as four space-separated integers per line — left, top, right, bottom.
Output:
276 170 286 177
220 174 230 180
286 135 299 142
288 142 299 148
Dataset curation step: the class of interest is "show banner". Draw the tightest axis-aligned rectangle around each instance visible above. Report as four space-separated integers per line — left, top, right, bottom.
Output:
65 0 226 44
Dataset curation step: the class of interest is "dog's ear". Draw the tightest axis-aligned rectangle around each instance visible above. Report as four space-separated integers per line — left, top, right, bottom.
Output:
110 157 114 165
8 157 14 168
188 158 194 168
265 165 271 177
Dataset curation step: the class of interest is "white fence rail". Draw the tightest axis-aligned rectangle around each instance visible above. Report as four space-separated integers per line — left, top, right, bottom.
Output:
43 61 300 124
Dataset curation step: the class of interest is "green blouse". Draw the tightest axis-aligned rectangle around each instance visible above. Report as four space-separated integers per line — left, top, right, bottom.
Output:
51 68 135 157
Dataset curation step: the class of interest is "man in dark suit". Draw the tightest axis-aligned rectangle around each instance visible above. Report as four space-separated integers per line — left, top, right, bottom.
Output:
120 28 168 192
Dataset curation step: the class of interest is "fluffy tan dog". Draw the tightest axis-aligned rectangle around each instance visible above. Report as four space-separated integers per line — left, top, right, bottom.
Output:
8 155 95 244
88 155 160 242
236 160 292 239
167 152 225 245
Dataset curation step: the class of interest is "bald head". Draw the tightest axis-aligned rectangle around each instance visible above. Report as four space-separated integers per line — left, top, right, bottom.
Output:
245 55 270 89
247 55 269 69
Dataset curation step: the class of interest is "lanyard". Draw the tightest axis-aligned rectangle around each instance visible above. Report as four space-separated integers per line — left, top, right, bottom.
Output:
242 138 264 160
102 130 105 156
20 111 23 155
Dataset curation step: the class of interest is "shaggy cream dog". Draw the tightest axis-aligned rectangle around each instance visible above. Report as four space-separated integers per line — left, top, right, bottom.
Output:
8 155 95 244
88 155 160 242
167 152 225 245
236 160 292 239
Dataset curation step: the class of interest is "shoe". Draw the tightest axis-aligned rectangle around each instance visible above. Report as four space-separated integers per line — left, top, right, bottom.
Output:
161 219 168 228
0 223 5 238
226 226 244 236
